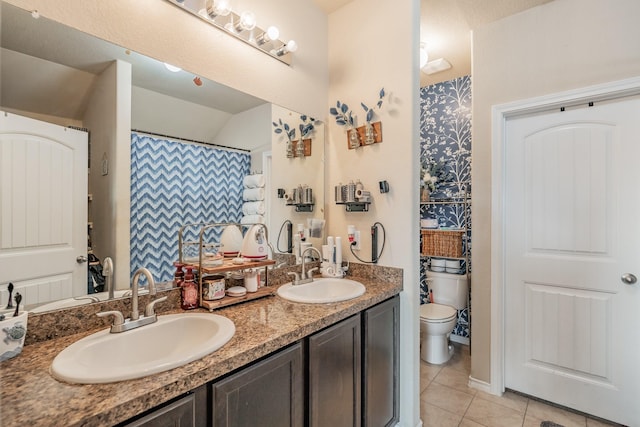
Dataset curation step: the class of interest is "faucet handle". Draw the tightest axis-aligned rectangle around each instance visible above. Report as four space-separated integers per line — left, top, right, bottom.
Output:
287 272 301 282
306 267 319 279
144 296 167 317
97 310 125 327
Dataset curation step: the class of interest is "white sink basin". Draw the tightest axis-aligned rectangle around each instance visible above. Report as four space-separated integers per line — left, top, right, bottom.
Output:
50 313 235 384
277 278 366 304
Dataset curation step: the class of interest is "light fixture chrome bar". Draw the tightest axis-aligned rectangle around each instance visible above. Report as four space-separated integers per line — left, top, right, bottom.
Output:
164 0 293 66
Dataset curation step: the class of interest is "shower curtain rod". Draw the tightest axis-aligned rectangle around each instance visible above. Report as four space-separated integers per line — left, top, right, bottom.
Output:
131 129 251 153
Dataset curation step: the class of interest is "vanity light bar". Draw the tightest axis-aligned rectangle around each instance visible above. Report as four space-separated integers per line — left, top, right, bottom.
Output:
164 0 295 66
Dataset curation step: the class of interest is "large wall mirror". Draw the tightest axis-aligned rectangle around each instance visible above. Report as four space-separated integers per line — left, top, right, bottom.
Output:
0 1 325 314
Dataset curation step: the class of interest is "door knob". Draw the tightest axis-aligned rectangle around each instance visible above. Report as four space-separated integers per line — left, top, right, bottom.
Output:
76 255 88 264
621 273 637 285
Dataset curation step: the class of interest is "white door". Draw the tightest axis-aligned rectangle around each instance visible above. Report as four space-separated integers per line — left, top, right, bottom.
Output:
504 97 640 425
0 112 88 307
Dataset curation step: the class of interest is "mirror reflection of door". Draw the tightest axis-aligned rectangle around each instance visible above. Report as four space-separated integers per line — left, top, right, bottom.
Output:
0 112 88 308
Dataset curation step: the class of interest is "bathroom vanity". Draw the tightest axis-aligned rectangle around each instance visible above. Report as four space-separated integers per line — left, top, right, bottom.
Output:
0 268 402 427
124 295 399 427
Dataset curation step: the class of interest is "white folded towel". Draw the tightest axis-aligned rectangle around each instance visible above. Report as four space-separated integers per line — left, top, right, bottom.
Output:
243 174 265 189
242 201 266 215
241 214 264 224
243 188 265 201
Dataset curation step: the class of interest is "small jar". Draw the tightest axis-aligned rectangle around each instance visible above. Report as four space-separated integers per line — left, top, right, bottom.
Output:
244 269 259 293
202 275 226 301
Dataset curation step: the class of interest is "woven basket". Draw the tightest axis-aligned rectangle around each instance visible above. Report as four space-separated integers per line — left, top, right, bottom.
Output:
421 229 464 258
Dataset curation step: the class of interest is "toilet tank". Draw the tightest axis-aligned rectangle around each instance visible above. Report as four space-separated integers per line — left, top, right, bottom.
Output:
425 270 468 310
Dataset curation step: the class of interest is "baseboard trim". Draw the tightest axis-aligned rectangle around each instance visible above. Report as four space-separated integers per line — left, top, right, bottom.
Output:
468 376 495 394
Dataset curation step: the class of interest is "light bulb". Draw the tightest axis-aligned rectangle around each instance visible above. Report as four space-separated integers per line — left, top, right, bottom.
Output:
164 63 181 72
266 26 280 41
286 40 298 53
206 0 231 19
239 11 256 31
256 26 280 45
275 40 298 56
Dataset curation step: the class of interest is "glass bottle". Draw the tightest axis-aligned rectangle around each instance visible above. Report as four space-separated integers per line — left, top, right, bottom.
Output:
181 267 198 310
173 262 184 288
364 123 376 145
348 127 360 149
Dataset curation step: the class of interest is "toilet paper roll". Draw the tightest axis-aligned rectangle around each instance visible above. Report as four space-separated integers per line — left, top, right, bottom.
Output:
243 174 265 189
243 188 265 201
242 201 266 215
355 189 370 199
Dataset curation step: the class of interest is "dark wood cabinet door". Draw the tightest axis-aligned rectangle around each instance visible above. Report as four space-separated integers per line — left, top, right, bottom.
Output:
363 295 400 427
122 385 207 427
211 342 303 427
308 314 361 427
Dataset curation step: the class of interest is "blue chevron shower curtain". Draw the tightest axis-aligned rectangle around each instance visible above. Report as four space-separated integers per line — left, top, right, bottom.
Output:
130 133 250 282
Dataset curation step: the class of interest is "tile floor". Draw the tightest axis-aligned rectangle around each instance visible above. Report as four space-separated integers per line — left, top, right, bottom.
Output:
419 343 620 427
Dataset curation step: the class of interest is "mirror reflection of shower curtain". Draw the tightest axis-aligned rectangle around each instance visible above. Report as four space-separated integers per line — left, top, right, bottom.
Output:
130 133 250 282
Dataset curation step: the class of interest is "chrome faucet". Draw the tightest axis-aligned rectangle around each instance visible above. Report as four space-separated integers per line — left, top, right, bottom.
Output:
287 246 321 285
102 257 114 300
97 267 167 333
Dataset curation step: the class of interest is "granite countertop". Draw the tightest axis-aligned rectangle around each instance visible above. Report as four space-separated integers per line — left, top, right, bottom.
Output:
0 273 402 427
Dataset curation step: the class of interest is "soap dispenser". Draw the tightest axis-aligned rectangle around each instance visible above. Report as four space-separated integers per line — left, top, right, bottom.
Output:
181 267 198 310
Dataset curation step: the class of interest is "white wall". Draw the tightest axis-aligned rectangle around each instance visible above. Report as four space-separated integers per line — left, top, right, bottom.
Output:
471 0 640 384
83 60 132 288
131 86 233 144
0 107 82 128
270 104 326 253
327 0 420 425
214 102 272 170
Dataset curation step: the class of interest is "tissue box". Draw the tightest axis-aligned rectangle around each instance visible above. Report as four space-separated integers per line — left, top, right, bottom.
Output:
0 311 28 362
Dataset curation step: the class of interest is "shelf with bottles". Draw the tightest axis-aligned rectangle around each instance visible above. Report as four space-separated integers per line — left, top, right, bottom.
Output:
281 184 314 212
176 222 276 312
334 179 372 212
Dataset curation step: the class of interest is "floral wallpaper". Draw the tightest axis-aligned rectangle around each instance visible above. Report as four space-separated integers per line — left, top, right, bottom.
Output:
419 76 472 340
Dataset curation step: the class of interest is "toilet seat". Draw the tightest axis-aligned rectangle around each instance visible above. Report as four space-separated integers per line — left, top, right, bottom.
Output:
419 303 457 323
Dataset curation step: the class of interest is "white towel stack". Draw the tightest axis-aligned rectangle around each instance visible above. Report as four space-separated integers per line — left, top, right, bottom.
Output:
242 174 265 224
243 188 265 201
243 174 265 189
242 201 265 215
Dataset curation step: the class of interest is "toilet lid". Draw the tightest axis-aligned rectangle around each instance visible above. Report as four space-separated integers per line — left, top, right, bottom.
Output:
420 303 457 321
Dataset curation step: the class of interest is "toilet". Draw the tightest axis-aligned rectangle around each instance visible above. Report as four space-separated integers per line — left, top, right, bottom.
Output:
420 270 469 364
